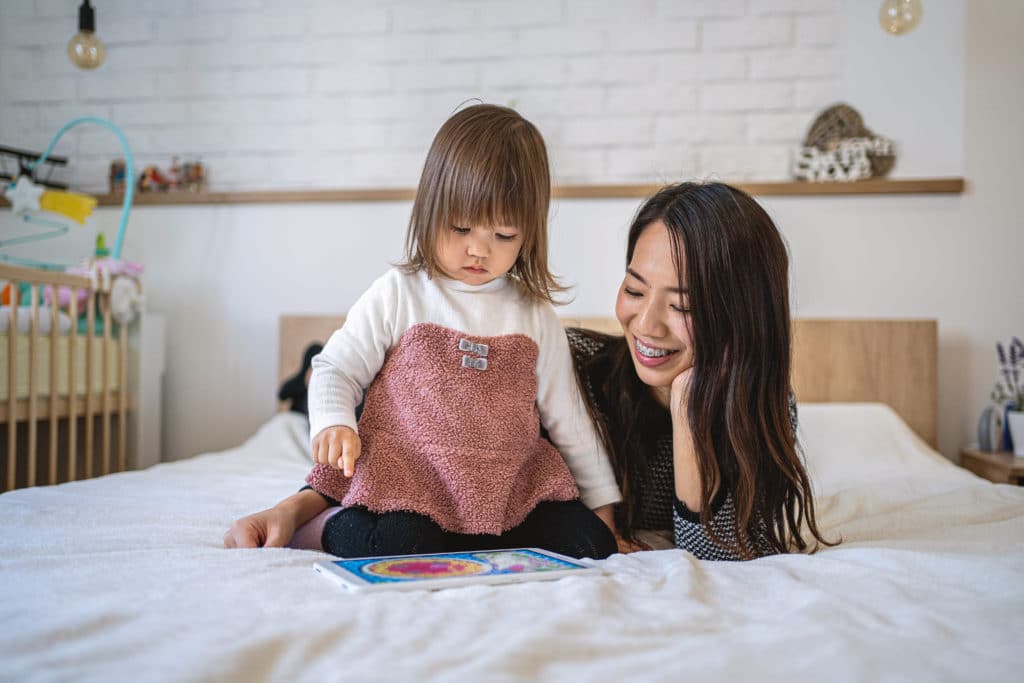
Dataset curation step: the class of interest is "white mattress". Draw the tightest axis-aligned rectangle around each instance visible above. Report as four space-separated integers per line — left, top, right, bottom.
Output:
2 404 1022 682
0 334 121 401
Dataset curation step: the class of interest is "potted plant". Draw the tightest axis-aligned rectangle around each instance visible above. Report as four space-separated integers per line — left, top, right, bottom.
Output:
991 337 1024 456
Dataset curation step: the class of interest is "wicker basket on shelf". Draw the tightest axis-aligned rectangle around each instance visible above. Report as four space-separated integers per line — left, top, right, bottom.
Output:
803 103 896 178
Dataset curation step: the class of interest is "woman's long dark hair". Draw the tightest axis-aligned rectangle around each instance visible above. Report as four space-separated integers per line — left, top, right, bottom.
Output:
575 182 832 558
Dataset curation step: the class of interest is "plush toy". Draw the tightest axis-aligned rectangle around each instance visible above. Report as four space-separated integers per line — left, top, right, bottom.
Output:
278 343 369 419
278 343 323 416
108 275 144 324
43 234 145 322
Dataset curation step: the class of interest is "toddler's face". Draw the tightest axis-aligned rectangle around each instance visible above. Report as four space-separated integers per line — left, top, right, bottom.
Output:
436 223 522 286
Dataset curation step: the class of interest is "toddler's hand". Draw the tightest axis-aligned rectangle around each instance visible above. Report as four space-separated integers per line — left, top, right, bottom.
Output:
224 507 295 549
312 425 361 477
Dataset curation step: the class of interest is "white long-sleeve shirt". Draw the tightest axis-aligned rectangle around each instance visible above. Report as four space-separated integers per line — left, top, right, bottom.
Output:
308 267 622 511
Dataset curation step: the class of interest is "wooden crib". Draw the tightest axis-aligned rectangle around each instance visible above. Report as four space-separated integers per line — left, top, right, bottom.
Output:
0 262 132 492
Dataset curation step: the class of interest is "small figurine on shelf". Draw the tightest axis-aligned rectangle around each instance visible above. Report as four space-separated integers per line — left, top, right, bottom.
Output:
182 159 206 192
137 165 172 192
125 156 206 193
109 158 126 194
115 155 205 193
167 155 183 191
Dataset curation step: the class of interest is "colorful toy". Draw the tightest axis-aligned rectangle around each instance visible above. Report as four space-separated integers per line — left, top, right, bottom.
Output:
137 165 171 192
1 116 135 271
38 187 97 223
1 281 32 306
43 234 144 324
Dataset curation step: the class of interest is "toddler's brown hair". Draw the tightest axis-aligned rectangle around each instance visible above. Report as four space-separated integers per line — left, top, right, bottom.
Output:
400 103 565 304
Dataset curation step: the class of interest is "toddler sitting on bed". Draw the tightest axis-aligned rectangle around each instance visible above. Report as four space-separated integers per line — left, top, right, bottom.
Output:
226 104 619 560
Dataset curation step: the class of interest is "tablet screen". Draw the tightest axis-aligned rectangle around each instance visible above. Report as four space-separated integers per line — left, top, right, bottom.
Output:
330 548 589 586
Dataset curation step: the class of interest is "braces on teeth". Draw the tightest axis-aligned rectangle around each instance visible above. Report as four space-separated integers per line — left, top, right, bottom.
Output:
635 340 674 358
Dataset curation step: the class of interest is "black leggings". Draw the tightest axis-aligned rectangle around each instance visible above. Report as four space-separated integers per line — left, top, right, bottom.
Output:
321 500 617 560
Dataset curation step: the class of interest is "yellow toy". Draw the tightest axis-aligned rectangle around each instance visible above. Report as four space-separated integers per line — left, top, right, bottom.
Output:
39 188 97 224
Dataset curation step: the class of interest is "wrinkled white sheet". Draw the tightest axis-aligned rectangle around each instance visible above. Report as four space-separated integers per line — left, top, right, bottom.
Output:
2 404 1022 683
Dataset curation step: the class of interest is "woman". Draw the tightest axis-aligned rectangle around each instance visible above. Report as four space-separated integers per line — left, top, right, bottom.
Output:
569 181 832 560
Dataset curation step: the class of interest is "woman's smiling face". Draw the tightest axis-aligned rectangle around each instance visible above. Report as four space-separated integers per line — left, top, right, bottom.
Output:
614 220 694 407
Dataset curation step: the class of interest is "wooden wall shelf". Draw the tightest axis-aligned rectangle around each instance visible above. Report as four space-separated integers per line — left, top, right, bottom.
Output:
2 178 965 208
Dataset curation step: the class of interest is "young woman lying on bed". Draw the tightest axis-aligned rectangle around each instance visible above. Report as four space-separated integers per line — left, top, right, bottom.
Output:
226 182 832 561
569 182 831 559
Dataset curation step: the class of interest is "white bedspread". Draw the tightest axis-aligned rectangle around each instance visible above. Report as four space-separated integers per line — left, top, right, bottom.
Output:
3 404 1023 682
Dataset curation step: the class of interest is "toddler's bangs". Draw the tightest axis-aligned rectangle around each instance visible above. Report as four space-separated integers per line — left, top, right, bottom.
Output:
439 148 537 234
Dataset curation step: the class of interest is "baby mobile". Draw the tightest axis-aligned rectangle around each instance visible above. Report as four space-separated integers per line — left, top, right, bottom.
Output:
1 116 144 325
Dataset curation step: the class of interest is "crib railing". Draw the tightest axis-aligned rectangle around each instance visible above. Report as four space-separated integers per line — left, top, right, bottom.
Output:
0 262 130 492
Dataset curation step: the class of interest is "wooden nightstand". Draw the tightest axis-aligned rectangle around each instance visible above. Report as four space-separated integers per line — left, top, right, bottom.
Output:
959 448 1024 485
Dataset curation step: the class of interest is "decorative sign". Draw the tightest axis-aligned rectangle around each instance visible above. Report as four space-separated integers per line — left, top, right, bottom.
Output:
792 103 897 183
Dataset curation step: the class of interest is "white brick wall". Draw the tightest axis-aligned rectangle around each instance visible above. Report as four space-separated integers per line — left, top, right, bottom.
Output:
0 0 841 191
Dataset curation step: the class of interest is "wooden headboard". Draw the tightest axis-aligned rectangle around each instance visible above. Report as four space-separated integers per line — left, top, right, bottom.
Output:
790 319 937 446
279 316 938 446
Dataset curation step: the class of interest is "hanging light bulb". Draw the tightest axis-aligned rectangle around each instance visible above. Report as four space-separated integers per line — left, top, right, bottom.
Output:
878 0 924 36
67 1 106 69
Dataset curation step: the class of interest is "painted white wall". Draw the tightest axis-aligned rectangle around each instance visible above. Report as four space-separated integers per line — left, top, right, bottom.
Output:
839 0 966 177
955 0 1024 448
6 0 1023 467
112 189 980 463
0 0 845 190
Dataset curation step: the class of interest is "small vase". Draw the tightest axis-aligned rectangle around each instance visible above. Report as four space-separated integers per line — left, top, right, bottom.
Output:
1007 410 1024 457
978 405 996 451
1002 402 1017 451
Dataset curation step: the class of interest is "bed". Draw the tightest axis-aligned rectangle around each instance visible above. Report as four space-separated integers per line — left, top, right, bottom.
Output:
3 318 1022 682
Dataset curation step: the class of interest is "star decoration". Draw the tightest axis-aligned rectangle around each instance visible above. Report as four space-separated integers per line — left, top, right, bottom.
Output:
4 176 45 215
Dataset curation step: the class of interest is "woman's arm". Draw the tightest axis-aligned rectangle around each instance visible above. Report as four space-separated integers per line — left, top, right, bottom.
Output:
669 383 799 561
223 489 329 548
669 367 751 560
669 368 710 511
670 388 753 561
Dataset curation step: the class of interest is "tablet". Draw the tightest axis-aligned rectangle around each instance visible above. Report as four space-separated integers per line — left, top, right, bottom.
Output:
313 547 603 593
